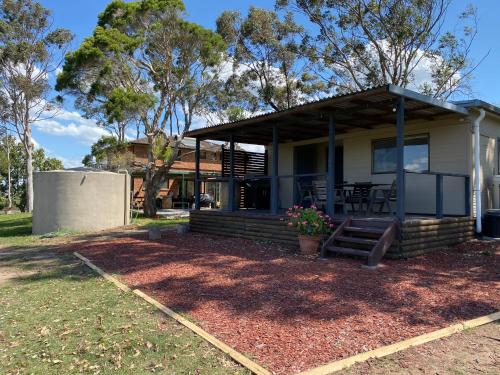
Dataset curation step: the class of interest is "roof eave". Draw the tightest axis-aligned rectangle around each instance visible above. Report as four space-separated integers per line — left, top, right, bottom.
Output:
386 84 469 115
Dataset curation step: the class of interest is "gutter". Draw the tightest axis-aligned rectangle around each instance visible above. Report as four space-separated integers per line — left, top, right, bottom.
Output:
472 109 486 233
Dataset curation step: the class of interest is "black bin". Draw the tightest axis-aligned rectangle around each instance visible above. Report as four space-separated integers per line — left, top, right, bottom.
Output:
483 209 500 237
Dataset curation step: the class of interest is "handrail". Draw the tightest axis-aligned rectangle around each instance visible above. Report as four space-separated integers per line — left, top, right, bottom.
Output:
404 170 469 178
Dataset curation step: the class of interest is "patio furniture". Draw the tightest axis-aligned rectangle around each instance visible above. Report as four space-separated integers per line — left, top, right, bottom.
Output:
296 180 314 207
312 180 327 209
310 180 348 214
368 180 397 214
345 182 372 214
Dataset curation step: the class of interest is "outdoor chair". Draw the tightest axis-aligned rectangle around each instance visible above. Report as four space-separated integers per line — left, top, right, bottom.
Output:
368 180 397 215
311 180 327 210
345 182 372 214
296 180 314 207
311 180 347 214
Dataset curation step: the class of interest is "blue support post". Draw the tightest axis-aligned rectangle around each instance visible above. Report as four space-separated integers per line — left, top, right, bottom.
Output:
465 176 471 216
194 137 201 210
396 97 406 222
228 135 235 211
271 125 279 214
326 115 336 217
436 174 443 219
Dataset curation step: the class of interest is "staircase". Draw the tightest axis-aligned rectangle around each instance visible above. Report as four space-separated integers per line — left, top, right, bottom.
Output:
321 217 398 268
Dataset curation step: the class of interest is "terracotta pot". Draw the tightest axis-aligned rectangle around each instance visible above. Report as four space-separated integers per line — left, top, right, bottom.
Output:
298 234 321 255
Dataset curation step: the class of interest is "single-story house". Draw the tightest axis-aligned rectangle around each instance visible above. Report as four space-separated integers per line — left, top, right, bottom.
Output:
185 85 500 264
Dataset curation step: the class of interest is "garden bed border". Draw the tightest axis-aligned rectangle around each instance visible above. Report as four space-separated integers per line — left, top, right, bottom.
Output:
74 251 499 375
74 252 271 375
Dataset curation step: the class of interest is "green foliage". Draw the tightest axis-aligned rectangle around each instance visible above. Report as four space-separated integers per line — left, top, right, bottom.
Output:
0 135 62 211
215 7 325 113
82 135 133 171
278 0 479 98
285 205 334 236
57 0 227 216
0 0 73 212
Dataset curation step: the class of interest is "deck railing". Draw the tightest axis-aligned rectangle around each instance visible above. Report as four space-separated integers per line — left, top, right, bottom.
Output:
202 170 471 219
404 170 471 218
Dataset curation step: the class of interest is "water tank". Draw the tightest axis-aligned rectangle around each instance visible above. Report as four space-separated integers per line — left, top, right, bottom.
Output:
483 209 500 238
493 175 500 209
33 170 130 234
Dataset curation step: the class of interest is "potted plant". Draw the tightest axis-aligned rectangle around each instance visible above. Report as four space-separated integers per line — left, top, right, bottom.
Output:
285 205 334 255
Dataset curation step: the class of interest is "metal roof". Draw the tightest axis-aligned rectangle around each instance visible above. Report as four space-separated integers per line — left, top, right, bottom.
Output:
185 84 470 145
452 99 500 117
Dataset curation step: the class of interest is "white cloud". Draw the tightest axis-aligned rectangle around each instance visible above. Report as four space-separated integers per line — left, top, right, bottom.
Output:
34 111 109 146
56 156 82 169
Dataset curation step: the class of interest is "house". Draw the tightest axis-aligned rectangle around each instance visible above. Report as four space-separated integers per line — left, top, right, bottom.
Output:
129 137 223 209
185 85 500 262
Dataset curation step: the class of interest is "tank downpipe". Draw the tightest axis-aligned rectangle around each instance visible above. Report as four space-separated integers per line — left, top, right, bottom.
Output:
472 109 486 234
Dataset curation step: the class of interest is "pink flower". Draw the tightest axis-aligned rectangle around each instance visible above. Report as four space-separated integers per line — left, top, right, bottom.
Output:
287 222 293 226
302 221 308 225
329 224 335 228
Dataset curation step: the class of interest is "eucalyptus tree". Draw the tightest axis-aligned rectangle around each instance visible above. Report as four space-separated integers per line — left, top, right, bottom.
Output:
277 0 481 98
216 7 326 114
0 0 73 212
57 0 227 217
82 135 133 172
0 134 62 211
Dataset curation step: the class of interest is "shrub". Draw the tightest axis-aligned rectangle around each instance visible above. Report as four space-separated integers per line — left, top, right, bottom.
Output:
285 205 335 236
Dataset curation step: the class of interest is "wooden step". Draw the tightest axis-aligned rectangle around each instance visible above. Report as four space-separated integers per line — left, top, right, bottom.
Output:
335 236 378 246
325 246 371 257
344 226 385 235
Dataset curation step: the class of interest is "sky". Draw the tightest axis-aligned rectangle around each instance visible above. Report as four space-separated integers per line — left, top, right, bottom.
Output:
33 0 500 168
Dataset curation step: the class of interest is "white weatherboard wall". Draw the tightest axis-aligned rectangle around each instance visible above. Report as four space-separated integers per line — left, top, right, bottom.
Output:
268 114 480 215
471 113 500 215
33 170 130 234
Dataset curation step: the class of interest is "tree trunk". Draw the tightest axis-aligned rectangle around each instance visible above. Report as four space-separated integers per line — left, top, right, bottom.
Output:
143 135 157 217
7 140 12 209
26 141 34 212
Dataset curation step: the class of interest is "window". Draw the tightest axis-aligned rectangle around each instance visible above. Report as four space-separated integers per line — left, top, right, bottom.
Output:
372 135 429 174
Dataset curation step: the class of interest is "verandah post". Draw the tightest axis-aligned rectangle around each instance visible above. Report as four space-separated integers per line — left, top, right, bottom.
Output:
326 115 336 217
194 137 201 210
228 134 235 211
465 175 471 216
271 125 279 214
436 174 443 218
396 96 406 222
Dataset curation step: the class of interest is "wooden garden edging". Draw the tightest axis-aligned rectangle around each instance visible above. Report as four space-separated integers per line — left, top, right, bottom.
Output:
73 252 271 375
75 251 498 375
298 310 500 375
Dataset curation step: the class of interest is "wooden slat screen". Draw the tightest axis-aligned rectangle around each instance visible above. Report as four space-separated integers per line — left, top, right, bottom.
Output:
221 148 268 178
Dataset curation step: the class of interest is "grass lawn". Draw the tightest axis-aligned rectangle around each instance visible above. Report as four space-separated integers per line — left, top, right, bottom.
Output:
0 214 247 375
130 212 188 229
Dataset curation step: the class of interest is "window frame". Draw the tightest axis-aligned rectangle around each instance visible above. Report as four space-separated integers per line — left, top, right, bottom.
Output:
371 133 430 174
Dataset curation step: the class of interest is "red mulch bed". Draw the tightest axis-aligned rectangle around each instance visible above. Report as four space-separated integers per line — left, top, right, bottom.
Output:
65 234 500 374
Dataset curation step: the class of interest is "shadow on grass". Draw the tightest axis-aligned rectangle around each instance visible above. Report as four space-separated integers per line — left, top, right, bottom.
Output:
0 213 32 237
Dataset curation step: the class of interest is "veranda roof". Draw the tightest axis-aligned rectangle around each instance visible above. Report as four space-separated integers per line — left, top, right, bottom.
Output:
185 84 469 145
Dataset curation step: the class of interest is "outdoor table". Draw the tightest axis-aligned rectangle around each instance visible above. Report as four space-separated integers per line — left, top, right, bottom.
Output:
336 183 391 214
367 185 393 214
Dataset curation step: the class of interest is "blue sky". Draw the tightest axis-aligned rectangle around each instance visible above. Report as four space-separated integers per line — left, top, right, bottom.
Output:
36 0 500 167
